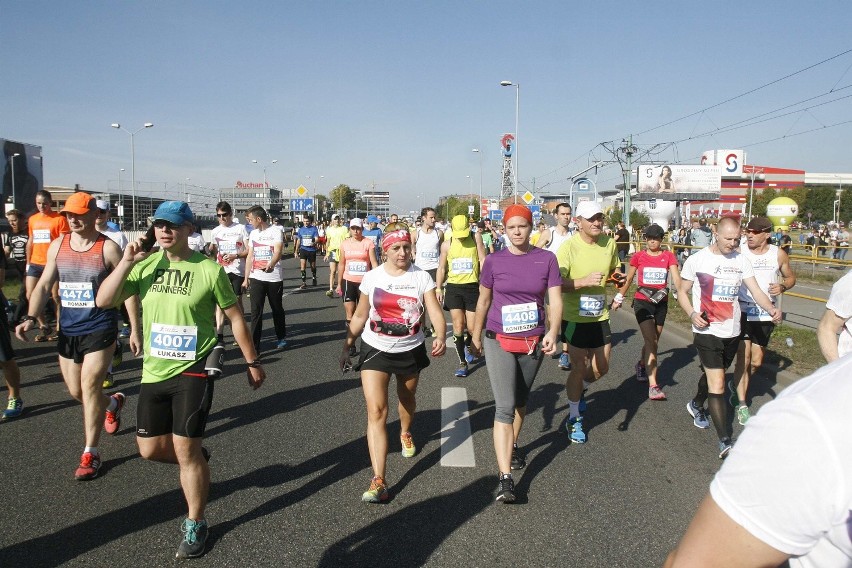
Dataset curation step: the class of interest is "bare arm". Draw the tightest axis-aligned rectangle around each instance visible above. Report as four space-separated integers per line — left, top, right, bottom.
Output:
541 285 562 355
15 239 62 339
339 293 371 370
225 303 265 389
423 289 446 357
677 277 708 329
561 271 604 293
817 308 847 362
742 276 781 323
469 284 493 357
266 242 284 272
96 239 148 309
474 232 486 270
535 229 550 249
434 240 450 303
768 249 796 296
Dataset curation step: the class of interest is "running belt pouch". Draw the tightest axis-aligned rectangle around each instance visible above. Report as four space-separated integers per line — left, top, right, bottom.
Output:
487 330 541 354
637 286 667 305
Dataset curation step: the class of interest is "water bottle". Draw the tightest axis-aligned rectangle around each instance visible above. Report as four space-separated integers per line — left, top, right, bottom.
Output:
785 337 794 347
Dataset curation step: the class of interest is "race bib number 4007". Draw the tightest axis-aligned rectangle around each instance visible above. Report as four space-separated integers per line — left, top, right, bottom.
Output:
150 323 198 361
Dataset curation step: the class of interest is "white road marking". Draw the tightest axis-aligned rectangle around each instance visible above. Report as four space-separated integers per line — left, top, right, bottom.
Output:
440 387 476 467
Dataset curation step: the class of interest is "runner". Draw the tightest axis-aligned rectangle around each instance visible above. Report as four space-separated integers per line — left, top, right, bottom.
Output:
209 201 249 343
613 224 682 400
731 217 796 424
336 218 379 357
412 207 443 336
323 214 348 297
0 244 24 420
536 202 574 370
677 216 781 458
97 200 266 559
26 189 70 341
555 201 623 444
339 227 445 503
187 223 206 253
363 215 383 262
817 268 852 362
435 215 486 377
3 209 29 324
15 192 125 479
469 204 562 503
294 215 320 289
243 205 288 351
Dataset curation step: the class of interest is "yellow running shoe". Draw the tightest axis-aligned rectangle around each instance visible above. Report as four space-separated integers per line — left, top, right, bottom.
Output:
361 476 389 503
400 431 416 458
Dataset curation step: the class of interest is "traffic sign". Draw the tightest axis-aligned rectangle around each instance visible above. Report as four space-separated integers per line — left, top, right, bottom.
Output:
290 198 314 212
522 191 535 205
490 210 503 221
296 185 308 198
530 204 541 220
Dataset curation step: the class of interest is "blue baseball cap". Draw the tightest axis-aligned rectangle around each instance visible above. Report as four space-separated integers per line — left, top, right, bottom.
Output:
153 201 195 225
367 215 379 224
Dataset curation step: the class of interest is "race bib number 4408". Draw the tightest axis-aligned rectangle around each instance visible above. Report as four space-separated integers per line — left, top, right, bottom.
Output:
501 302 538 333
150 323 198 360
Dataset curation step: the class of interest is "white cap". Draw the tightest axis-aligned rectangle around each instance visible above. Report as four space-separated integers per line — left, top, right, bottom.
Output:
349 218 363 228
95 199 110 211
331 213 340 220
575 201 603 219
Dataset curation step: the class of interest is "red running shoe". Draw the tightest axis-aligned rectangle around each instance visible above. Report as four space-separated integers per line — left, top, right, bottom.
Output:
75 451 101 480
104 392 125 435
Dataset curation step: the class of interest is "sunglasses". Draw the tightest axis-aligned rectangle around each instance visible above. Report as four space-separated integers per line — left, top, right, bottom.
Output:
216 213 231 218
745 229 770 235
153 220 184 231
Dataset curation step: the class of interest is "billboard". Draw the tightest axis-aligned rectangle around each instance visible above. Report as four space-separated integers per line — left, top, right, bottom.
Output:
701 149 744 177
635 164 721 201
2 139 43 214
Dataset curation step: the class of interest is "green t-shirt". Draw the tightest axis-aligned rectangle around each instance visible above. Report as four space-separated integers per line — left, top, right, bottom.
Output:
122 251 237 383
326 225 349 254
556 233 619 323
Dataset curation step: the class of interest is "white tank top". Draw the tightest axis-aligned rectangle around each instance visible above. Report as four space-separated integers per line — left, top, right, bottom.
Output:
545 227 572 254
738 245 780 318
414 229 441 270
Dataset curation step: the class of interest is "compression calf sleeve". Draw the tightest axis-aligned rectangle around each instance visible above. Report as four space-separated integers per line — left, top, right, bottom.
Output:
453 334 466 365
707 393 728 440
694 373 709 407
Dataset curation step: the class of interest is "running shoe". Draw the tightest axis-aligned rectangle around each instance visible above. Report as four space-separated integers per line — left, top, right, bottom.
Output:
648 385 667 400
495 475 516 503
2 397 23 420
400 431 416 458
176 518 209 559
325 289 334 298
112 340 123 369
117 325 131 339
687 400 710 429
454 364 469 378
718 438 733 459
102 373 115 389
47 330 59 341
558 352 571 370
727 379 739 407
567 416 586 444
104 392 125 435
464 346 476 364
74 451 101 480
361 476 389 503
34 326 51 342
277 339 288 349
312 277 318 287
299 282 307 290
736 404 751 426
510 445 526 470
636 362 648 382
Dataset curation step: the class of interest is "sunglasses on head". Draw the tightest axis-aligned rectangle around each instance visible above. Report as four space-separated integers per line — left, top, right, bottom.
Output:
153 220 184 231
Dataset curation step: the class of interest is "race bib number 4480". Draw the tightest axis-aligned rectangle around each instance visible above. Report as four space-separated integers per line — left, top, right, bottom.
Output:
150 323 198 360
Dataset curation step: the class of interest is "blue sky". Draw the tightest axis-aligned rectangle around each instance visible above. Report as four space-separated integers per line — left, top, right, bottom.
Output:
2 1 851 216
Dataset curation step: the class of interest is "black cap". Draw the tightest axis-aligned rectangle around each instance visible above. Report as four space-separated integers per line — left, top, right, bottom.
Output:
746 217 772 232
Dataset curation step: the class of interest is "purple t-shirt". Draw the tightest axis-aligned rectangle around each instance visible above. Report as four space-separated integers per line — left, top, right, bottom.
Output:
480 247 562 337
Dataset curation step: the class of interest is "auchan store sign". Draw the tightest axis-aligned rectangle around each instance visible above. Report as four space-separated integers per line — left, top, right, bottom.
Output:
234 181 269 189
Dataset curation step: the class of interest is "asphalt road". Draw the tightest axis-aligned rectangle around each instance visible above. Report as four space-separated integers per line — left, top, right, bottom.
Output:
0 256 805 567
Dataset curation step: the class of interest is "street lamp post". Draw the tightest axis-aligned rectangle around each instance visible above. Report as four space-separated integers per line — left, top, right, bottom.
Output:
500 81 519 204
8 153 20 211
472 148 483 219
746 167 765 220
118 168 125 228
111 122 154 230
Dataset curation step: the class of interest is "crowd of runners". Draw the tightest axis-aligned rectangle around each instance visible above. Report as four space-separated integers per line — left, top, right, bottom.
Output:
3 189 851 563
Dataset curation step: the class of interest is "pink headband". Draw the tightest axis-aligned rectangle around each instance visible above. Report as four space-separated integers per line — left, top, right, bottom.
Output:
382 228 411 251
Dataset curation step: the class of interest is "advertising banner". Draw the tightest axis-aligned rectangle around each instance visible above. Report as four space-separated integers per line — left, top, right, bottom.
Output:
635 164 721 201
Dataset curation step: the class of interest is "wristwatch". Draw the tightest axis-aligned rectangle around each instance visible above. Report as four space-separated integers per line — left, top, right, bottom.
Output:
248 360 263 368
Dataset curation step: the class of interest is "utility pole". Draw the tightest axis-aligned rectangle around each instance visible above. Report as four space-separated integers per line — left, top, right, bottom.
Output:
619 135 637 227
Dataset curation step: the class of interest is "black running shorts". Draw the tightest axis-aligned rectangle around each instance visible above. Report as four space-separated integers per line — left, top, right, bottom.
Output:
58 328 117 364
443 283 479 312
563 320 612 349
633 299 668 327
739 313 775 347
136 360 214 438
693 332 740 371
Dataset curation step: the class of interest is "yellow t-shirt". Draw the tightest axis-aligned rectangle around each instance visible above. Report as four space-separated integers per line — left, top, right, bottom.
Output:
556 233 618 323
446 235 479 285
325 225 349 255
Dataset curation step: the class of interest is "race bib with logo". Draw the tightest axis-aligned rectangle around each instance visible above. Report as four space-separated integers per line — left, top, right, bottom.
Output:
150 323 198 361
422 250 439 260
301 237 314 247
218 241 238 255
712 279 740 303
33 229 51 244
642 267 667 286
253 244 272 270
451 258 474 274
501 302 538 333
746 304 773 322
579 295 605 317
59 282 94 308
348 260 368 275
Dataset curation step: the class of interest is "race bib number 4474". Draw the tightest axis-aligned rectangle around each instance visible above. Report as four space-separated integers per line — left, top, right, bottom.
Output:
150 323 198 360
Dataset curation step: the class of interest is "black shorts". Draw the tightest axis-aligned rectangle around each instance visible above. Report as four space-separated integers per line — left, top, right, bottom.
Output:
564 320 612 349
136 361 214 438
58 328 117 364
227 272 244 296
299 250 317 263
342 279 362 303
633 298 668 327
739 313 775 347
26 264 45 279
444 283 479 312
693 332 740 370
0 305 15 361
426 268 438 284
359 342 430 377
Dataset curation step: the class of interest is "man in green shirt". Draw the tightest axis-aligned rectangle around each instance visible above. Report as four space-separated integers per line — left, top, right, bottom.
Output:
97 201 266 559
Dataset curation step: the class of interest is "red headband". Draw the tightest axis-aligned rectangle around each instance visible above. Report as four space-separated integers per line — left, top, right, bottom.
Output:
382 228 411 251
504 204 533 224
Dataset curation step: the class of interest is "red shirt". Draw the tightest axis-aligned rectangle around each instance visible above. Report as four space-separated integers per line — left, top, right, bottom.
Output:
630 250 677 301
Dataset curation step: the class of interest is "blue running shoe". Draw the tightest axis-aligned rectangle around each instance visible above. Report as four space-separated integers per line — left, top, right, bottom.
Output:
567 416 586 444
277 339 288 349
687 400 710 429
464 346 475 364
558 352 571 370
2 397 23 420
176 518 209 558
455 364 469 378
718 438 733 459
117 325 131 339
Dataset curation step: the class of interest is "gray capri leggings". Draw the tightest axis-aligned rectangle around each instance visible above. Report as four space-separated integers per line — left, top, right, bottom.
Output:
483 334 545 424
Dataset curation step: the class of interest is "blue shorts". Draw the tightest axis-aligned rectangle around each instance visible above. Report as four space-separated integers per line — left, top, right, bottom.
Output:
26 264 45 279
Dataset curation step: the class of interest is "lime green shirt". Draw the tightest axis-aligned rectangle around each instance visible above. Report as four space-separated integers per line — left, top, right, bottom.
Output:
446 235 480 285
122 251 237 383
326 225 349 255
556 233 618 323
